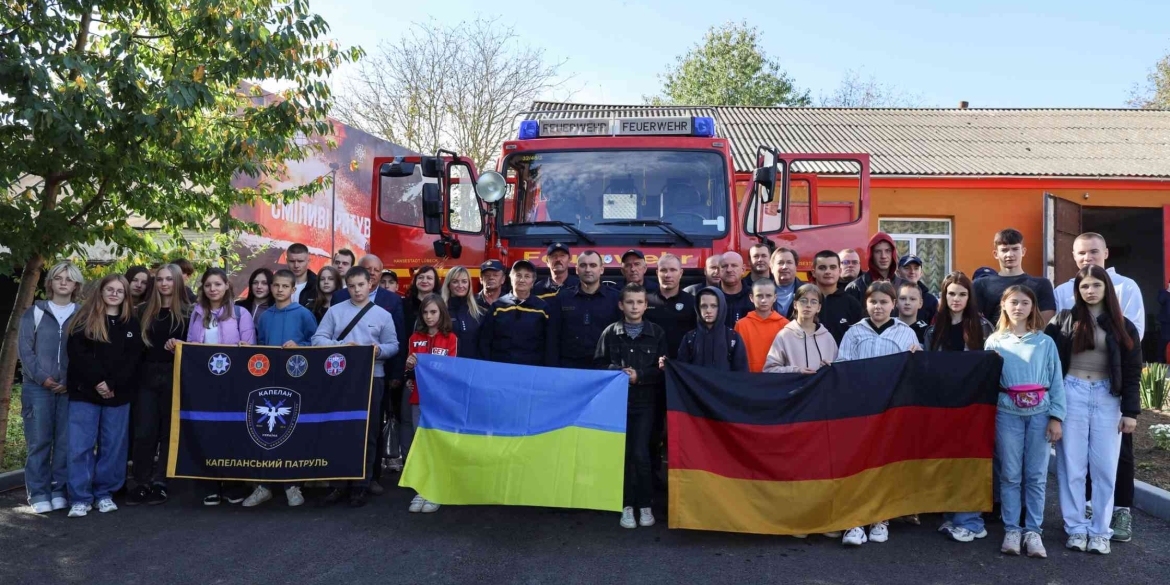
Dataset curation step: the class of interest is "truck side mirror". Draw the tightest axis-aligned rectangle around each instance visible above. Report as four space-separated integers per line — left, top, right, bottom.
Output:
420 156 443 178
422 183 443 235
753 166 777 203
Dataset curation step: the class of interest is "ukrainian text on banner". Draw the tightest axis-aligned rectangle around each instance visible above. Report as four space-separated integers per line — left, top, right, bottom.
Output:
666 351 1002 535
168 344 375 481
400 355 628 511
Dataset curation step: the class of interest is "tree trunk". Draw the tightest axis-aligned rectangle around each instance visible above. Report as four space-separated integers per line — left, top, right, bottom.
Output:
0 253 45 467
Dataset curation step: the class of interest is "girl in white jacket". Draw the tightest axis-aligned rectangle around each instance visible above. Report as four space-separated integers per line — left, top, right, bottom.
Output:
836 280 920 547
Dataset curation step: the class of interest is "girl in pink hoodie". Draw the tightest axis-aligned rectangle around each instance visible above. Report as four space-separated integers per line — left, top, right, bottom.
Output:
764 284 838 373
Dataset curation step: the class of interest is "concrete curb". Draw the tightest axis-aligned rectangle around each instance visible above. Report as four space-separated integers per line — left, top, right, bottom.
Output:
1047 447 1170 522
0 469 24 493
1134 481 1170 521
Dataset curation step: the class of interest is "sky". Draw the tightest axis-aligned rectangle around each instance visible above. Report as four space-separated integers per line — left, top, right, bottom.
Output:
308 0 1168 108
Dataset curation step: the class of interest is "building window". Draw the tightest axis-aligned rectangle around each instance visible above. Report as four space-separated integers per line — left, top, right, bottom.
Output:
878 218 952 295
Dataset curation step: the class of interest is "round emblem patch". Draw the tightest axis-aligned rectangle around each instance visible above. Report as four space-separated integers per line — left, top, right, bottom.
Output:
248 354 270 377
286 355 308 378
208 353 231 376
324 353 347 376
675 303 684 311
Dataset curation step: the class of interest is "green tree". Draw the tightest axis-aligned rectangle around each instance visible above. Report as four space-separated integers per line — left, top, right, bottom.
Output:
0 0 361 463
1127 50 1170 109
647 22 809 107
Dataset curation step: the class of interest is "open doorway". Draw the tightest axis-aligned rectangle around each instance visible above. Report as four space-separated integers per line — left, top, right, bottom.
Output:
1082 206 1165 360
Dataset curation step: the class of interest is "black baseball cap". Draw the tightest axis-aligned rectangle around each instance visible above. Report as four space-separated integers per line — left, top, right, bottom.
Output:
898 254 923 268
480 260 504 273
510 259 537 273
621 249 645 262
973 266 997 280
546 242 571 257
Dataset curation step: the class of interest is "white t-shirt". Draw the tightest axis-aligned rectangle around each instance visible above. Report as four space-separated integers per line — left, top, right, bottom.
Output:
204 320 220 344
46 301 76 328
293 281 308 305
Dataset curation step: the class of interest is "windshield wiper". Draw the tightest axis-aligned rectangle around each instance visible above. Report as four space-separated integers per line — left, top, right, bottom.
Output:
595 220 694 246
507 221 596 245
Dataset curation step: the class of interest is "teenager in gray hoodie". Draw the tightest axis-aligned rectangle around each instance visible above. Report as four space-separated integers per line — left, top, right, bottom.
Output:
17 262 84 514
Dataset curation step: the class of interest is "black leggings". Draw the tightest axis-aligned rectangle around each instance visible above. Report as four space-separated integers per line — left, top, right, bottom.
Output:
131 362 173 487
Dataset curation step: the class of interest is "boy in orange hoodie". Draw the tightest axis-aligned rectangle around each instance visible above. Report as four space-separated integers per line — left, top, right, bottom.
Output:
734 279 790 372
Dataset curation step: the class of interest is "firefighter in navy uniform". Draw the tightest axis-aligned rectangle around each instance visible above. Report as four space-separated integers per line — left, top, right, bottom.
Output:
553 250 621 369
533 243 579 299
478 260 560 367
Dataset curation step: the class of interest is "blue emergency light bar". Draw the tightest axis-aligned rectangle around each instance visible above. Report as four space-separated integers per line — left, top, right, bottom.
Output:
518 116 716 140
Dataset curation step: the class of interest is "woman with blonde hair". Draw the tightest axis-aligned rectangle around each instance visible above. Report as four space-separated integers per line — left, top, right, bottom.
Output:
65 274 144 517
127 264 190 506
440 265 484 359
18 261 84 514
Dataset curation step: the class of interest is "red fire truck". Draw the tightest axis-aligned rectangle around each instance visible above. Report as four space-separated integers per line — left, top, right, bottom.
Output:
369 112 870 285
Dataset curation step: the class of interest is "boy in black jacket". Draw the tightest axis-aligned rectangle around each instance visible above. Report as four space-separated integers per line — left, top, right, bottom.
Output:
594 283 667 530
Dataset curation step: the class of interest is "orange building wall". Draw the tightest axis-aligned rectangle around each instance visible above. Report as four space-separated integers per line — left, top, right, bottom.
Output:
866 179 1170 276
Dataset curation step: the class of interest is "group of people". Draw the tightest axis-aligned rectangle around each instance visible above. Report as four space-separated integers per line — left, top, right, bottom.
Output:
17 228 1147 558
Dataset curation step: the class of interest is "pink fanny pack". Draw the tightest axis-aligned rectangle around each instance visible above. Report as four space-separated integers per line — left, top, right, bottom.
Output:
1003 384 1046 409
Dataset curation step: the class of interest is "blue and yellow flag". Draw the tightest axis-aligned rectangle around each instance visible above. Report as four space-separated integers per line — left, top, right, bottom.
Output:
400 355 628 511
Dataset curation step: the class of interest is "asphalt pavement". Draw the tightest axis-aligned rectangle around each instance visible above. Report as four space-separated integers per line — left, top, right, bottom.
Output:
2 477 1169 585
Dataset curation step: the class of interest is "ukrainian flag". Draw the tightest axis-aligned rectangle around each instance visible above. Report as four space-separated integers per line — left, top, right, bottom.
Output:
400 355 628 511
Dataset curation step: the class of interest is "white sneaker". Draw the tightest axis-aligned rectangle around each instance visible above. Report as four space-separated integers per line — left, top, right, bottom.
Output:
842 527 867 546
937 520 953 533
408 495 425 513
96 498 118 513
1023 532 1047 558
1065 533 1088 552
1001 531 1022 555
1087 535 1110 555
947 527 979 543
51 497 68 511
421 500 440 513
791 534 808 539
868 522 889 543
242 485 272 507
68 503 91 518
30 501 52 514
620 506 637 529
822 531 843 538
639 507 655 527
285 486 304 507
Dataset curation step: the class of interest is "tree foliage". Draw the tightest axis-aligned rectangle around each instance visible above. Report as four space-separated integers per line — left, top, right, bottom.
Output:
0 0 361 463
1127 51 1170 109
333 18 568 169
818 68 925 108
647 22 809 107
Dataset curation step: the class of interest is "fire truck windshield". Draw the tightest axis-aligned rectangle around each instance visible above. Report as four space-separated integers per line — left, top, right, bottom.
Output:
502 150 728 239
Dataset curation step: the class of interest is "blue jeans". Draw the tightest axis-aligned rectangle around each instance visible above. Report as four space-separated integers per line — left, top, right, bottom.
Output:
67 401 131 505
21 385 70 505
1056 376 1122 538
944 512 986 533
996 410 1051 534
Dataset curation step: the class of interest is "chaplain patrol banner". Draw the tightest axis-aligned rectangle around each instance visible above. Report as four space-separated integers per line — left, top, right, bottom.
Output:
168 344 376 481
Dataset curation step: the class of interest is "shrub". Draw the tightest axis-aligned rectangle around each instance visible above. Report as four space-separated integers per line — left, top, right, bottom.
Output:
1151 424 1170 450
1140 363 1168 410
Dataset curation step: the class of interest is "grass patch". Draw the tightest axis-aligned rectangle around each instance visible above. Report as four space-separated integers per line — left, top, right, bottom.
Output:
3 384 25 473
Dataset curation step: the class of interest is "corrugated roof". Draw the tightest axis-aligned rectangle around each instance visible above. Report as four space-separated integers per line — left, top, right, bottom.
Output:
527 102 1170 178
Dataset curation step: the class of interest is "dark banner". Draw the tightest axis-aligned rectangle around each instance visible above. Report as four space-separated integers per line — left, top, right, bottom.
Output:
168 344 375 481
666 351 1003 535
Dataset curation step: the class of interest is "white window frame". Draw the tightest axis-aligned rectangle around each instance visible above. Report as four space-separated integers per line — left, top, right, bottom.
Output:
878 218 953 292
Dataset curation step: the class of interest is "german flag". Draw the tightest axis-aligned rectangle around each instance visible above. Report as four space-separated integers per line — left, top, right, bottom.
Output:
665 351 1001 535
